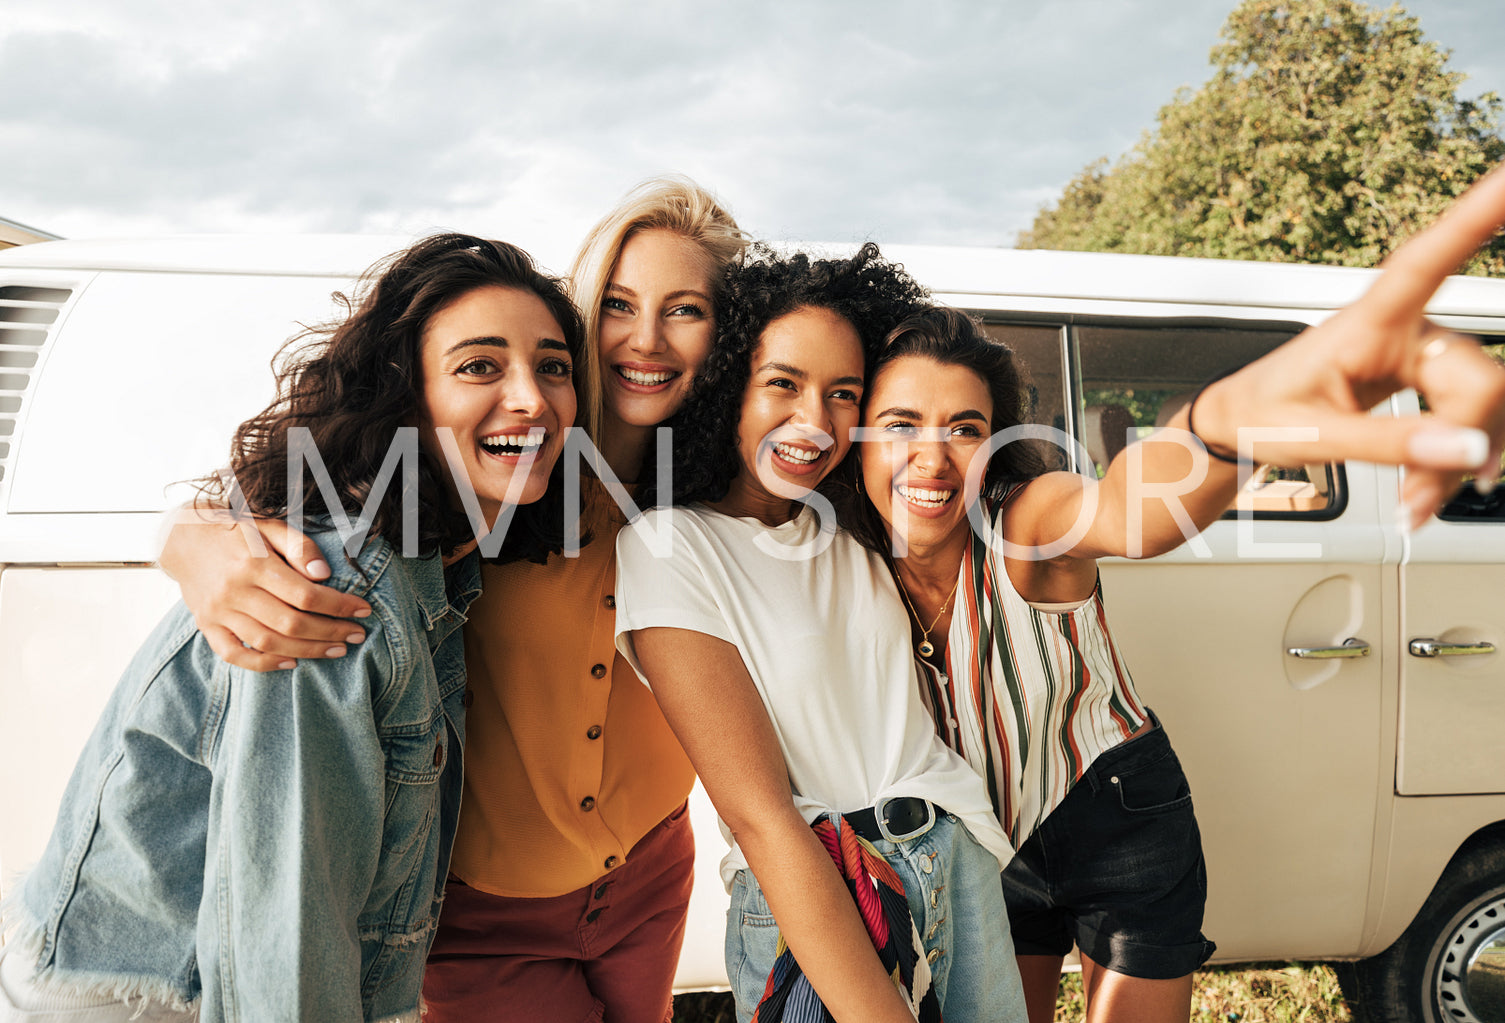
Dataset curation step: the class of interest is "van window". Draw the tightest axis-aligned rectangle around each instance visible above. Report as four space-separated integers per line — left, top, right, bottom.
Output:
1438 338 1505 522
980 324 1070 472
983 319 1344 520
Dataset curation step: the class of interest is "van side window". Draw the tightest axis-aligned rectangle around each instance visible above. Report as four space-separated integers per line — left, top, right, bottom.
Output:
980 323 1072 473
1439 339 1505 522
982 318 1345 521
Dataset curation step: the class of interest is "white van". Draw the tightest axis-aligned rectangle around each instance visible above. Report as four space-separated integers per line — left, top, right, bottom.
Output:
1 237 1503 1022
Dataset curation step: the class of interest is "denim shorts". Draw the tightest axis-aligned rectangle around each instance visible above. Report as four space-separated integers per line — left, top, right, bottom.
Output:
1000 711 1216 980
724 811 1027 1023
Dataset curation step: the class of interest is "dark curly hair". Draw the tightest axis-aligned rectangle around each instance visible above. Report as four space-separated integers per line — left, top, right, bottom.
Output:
646 243 932 507
200 233 591 563
832 306 1050 554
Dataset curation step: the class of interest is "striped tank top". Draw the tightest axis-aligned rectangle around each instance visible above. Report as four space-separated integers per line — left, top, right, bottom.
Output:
915 495 1149 846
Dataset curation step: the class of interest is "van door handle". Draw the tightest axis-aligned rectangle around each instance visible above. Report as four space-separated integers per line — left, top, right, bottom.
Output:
1286 638 1371 659
1408 638 1497 658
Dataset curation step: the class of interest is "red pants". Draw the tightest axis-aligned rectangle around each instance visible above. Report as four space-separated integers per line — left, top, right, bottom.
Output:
422 804 694 1023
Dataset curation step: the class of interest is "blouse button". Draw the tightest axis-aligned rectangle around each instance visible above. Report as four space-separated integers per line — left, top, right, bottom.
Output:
580 796 596 812
433 744 444 767
586 725 603 740
604 856 618 869
463 689 475 708
603 595 616 610
591 663 608 679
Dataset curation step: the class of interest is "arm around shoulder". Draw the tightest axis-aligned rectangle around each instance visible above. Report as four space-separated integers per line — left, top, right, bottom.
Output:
157 501 374 671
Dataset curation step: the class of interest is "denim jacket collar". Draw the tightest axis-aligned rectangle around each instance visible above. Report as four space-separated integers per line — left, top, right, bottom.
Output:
417 549 482 650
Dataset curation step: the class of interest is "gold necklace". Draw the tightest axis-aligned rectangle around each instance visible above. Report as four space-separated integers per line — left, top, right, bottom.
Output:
894 569 960 659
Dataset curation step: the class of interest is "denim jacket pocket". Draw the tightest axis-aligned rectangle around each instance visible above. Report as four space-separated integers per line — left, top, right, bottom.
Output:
380 714 446 856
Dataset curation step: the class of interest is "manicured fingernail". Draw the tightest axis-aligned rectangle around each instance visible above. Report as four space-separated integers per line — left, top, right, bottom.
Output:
278 660 296 670
326 645 346 657
306 559 331 579
1475 469 1499 495
345 632 365 644
1407 426 1490 468
354 608 372 618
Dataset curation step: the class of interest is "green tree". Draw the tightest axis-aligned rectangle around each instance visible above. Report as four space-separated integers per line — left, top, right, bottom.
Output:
1018 0 1505 274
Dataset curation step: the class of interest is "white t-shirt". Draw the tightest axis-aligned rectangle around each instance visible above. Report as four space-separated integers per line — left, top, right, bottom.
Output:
614 503 1013 889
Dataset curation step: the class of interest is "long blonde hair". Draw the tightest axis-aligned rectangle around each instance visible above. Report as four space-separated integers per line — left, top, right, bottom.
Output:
568 175 747 445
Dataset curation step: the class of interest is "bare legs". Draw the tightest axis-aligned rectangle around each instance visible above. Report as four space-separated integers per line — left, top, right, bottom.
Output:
1018 954 1193 1023
1018 955 1066 1023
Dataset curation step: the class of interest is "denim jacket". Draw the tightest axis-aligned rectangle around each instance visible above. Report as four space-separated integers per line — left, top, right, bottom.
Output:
7 528 480 1023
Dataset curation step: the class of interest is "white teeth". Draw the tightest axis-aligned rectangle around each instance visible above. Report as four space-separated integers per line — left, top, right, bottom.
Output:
899 485 954 507
481 431 545 453
774 442 821 464
619 367 675 385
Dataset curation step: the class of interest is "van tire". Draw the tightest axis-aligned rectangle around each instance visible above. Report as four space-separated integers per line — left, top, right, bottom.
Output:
1338 837 1505 1023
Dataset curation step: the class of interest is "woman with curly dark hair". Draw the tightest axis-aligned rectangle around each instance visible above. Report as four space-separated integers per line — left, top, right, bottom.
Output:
0 234 586 1023
614 245 1030 1023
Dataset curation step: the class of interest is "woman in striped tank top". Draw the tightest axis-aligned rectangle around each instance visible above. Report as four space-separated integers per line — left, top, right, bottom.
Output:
833 165 1505 1023
836 306 1212 1022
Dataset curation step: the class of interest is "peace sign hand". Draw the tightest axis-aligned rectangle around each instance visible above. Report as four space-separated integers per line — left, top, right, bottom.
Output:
1193 162 1505 529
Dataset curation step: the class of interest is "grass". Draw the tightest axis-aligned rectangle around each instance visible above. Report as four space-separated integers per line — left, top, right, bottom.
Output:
671 962 1353 1022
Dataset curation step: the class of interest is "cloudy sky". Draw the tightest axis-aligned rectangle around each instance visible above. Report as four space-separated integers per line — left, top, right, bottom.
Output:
4 0 1502 272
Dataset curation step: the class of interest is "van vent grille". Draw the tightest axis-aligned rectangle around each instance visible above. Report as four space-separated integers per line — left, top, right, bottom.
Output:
0 285 73 494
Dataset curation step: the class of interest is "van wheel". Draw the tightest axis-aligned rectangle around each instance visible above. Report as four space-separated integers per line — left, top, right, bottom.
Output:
1339 838 1505 1022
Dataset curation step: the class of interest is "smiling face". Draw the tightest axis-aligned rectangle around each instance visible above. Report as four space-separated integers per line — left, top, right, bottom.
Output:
597 227 717 429
722 305 866 516
860 355 994 554
419 284 578 525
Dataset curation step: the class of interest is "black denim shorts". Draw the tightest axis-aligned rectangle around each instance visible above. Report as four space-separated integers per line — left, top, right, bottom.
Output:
1000 710 1216 980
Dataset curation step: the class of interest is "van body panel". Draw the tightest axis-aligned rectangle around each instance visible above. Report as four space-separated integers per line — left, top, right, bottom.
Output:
0 566 182 900
1364 794 1505 955
1100 555 1387 959
0 512 170 565
9 272 349 515
0 235 405 277
1396 543 1505 795
895 244 1503 318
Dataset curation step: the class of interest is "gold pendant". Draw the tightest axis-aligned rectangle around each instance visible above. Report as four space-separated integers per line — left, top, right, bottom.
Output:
918 640 935 657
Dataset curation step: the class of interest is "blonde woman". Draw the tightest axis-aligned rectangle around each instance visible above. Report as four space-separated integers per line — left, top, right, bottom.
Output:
157 178 747 1022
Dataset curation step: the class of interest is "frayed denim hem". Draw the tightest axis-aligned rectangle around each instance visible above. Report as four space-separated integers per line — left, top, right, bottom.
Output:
0 913 198 1019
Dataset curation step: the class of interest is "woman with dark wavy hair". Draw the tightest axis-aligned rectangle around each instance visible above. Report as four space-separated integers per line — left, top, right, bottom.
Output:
615 245 1030 1023
0 234 587 1023
835 306 1215 1023
151 177 750 1022
841 163 1505 1023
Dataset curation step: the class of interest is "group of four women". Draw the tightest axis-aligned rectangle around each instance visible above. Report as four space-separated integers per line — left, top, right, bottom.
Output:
3 167 1504 1023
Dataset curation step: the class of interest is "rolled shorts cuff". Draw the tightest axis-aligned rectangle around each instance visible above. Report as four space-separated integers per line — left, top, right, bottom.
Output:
1006 929 1074 959
1076 927 1216 981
